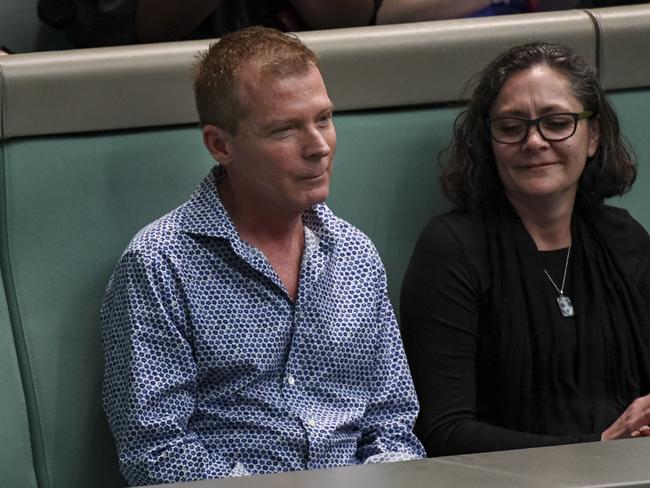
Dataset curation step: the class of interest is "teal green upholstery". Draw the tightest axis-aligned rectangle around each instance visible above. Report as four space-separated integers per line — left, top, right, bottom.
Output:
0 129 214 488
2 98 650 488
0 111 450 487
608 90 650 231
0 260 37 488
332 108 455 302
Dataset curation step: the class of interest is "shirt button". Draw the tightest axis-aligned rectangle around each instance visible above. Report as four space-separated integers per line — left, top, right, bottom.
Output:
307 419 316 428
287 375 296 385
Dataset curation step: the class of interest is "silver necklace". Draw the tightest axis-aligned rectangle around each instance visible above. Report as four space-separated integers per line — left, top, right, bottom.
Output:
543 244 575 318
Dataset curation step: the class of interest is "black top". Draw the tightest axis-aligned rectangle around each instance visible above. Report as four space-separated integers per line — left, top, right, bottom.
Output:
400 205 650 456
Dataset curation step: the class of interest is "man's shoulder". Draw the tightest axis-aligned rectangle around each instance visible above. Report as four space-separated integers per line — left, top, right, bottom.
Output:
124 205 189 259
313 203 379 256
123 167 226 260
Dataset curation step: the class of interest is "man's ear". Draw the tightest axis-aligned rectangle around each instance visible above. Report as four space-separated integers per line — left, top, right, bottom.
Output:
202 124 233 167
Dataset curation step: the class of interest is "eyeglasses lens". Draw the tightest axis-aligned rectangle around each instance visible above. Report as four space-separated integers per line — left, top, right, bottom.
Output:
491 114 576 143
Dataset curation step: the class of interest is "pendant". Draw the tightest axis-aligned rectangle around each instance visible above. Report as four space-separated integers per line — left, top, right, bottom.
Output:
556 295 575 318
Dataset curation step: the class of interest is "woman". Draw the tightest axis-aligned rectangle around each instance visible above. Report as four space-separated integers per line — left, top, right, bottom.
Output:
401 41 650 456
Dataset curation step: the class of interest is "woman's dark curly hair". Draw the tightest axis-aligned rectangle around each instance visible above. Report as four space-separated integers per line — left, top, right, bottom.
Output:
441 41 636 209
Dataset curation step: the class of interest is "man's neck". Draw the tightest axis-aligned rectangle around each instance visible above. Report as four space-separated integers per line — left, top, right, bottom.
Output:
218 179 305 300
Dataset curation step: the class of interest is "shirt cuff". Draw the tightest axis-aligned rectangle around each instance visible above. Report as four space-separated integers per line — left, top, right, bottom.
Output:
229 462 250 477
363 451 421 464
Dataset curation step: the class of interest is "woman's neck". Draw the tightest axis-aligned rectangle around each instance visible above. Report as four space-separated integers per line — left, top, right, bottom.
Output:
507 194 574 251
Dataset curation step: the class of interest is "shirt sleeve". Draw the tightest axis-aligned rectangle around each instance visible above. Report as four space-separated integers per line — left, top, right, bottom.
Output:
101 248 246 485
356 251 426 463
400 216 599 457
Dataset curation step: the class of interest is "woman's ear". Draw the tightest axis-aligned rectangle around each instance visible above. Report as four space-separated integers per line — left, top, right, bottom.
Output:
587 117 601 158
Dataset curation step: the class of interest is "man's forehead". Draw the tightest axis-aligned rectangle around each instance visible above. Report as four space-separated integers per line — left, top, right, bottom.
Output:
237 58 318 84
236 61 326 107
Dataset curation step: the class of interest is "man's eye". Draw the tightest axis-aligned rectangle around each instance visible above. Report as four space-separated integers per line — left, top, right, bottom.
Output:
271 126 294 137
317 114 333 126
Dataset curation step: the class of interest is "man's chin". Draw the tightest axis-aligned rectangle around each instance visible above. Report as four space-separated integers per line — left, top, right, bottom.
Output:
300 189 329 211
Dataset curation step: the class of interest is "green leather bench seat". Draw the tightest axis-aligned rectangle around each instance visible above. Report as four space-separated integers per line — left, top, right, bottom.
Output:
608 90 650 227
0 270 37 488
0 111 448 488
0 129 217 488
3 99 649 488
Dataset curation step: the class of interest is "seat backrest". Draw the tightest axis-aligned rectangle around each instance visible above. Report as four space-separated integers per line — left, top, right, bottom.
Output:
587 5 650 226
0 131 214 488
0 266 38 488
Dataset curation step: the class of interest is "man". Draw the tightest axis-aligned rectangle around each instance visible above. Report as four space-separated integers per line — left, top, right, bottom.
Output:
101 26 423 486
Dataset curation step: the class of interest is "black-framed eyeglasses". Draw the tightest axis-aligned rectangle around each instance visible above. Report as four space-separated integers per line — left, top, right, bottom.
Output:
488 111 594 144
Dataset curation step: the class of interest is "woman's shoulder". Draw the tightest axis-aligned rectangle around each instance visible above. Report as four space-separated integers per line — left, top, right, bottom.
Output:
403 208 489 316
421 208 485 245
588 204 650 282
411 208 489 274
591 204 650 251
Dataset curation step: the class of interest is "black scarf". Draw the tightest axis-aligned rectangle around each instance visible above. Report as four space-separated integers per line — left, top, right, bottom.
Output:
484 198 650 434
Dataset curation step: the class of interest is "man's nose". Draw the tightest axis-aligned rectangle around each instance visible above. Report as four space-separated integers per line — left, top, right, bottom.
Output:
303 127 332 160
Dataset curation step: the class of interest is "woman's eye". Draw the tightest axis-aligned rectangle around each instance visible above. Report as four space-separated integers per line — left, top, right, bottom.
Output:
543 118 572 130
499 123 523 134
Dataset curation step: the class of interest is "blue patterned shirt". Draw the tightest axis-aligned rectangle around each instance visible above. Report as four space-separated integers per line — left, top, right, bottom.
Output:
101 166 424 486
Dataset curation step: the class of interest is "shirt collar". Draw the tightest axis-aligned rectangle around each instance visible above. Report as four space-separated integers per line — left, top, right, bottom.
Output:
179 165 338 246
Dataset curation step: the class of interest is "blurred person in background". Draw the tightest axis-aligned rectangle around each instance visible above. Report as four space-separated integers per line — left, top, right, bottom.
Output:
37 0 594 49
